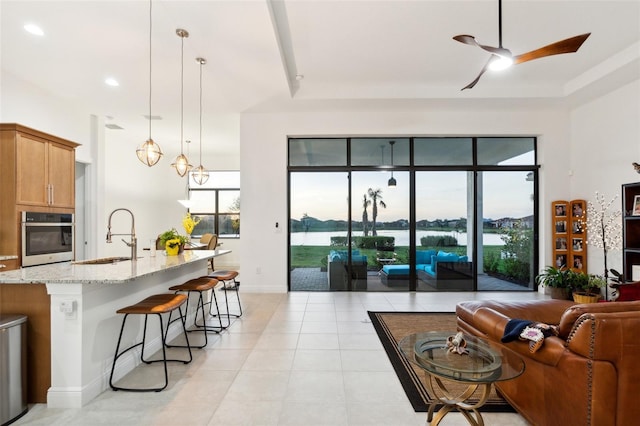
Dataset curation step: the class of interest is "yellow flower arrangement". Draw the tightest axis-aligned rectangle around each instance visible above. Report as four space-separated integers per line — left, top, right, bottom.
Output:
182 213 201 235
165 238 182 256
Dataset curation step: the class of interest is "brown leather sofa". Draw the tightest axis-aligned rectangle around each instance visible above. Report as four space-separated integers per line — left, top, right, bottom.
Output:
456 299 640 426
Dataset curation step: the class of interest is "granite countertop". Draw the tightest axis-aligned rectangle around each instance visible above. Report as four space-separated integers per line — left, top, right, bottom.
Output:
0 250 230 284
0 255 18 261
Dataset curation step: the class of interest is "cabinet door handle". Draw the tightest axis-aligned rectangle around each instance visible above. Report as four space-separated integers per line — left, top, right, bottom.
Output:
50 184 54 205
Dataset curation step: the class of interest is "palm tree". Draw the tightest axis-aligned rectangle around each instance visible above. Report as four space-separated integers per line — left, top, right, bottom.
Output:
362 194 371 236
367 188 387 236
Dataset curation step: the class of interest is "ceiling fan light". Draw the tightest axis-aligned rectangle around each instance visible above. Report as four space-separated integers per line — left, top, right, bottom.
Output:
191 165 210 185
489 55 513 71
136 138 163 166
171 154 192 177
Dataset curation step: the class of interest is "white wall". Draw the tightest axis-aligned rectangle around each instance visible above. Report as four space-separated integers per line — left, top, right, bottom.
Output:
569 78 640 276
240 105 571 293
0 71 92 161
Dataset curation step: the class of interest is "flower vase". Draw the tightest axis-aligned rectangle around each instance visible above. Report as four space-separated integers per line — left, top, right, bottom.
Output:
165 243 180 256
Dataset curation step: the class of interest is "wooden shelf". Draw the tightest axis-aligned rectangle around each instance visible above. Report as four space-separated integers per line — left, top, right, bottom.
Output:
622 182 640 280
551 199 587 272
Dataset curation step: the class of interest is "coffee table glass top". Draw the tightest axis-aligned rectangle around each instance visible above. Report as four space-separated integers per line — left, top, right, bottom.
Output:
399 331 524 383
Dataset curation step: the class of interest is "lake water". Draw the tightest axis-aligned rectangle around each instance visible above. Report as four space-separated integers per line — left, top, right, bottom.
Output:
290 230 504 246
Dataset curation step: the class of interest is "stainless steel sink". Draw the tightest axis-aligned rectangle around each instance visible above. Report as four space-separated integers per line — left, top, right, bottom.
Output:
73 256 132 265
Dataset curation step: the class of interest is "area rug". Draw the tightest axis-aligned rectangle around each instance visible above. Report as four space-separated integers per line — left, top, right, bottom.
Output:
368 311 515 413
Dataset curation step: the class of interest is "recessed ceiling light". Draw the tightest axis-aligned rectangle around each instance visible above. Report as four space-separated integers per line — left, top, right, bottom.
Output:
24 24 44 36
105 78 119 87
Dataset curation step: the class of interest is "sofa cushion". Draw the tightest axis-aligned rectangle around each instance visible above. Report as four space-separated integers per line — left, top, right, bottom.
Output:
382 265 409 276
416 250 436 265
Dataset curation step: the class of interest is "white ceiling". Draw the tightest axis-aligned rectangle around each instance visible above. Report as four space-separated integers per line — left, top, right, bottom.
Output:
1 0 639 147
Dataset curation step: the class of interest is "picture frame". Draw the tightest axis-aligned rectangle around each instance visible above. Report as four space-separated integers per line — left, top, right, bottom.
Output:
633 195 640 216
554 203 567 217
572 238 583 252
555 237 567 251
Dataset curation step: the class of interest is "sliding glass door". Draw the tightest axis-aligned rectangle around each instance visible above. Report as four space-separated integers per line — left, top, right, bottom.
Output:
288 136 537 292
289 172 350 291
415 171 474 291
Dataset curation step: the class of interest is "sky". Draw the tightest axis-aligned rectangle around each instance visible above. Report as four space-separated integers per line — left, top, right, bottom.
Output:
291 169 533 223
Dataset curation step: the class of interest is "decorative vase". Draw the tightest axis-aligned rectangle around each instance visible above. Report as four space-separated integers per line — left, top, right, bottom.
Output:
165 243 180 256
572 293 600 304
549 287 571 300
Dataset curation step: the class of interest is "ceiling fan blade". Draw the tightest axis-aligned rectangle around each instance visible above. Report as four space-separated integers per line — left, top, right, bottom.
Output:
513 33 591 65
461 56 494 91
453 34 512 58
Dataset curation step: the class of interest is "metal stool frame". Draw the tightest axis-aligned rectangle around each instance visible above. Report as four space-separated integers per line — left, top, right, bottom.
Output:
209 270 242 320
109 295 193 392
166 278 227 349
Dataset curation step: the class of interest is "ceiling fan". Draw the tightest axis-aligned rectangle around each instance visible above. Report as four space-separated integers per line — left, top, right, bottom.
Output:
453 0 590 90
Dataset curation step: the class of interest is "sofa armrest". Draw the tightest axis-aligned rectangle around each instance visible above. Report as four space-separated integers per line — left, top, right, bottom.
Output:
558 300 640 338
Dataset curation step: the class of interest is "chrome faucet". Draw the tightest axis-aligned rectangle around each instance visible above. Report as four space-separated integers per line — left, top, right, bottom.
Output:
106 208 137 261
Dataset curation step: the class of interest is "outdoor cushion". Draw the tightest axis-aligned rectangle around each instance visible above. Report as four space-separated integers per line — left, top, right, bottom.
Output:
382 265 410 276
416 250 436 265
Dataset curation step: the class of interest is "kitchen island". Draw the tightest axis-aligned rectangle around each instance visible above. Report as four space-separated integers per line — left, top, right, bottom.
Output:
0 249 229 408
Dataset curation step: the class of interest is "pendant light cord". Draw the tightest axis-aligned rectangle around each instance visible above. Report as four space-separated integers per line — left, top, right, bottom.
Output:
199 59 203 165
180 33 184 155
148 0 152 138
498 0 503 48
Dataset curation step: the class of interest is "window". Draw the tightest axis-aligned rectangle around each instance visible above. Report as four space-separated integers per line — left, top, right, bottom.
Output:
188 171 240 238
288 137 538 292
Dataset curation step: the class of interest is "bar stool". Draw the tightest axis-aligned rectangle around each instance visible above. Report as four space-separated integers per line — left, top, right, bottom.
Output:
166 277 226 348
209 270 242 320
109 293 192 392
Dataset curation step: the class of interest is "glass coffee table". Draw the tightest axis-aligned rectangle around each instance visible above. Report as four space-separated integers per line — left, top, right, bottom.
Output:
399 331 524 426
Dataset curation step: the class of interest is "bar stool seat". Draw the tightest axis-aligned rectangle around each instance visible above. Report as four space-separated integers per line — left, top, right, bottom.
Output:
208 270 242 320
109 293 192 392
167 277 225 348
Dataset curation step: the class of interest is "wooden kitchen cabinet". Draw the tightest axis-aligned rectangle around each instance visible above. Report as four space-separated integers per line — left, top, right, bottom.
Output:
0 123 79 261
16 131 76 208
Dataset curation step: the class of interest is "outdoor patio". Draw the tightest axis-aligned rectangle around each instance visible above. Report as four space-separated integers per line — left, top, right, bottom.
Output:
290 267 531 292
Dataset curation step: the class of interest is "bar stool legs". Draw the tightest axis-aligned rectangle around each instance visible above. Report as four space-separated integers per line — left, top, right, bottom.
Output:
109 294 192 392
166 277 226 348
208 270 242 320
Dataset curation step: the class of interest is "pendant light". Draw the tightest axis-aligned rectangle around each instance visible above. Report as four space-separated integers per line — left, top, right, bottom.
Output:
171 28 192 177
191 57 210 185
136 0 163 166
388 140 397 187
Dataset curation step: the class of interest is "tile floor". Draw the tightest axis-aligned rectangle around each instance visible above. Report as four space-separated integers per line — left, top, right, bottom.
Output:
15 290 545 425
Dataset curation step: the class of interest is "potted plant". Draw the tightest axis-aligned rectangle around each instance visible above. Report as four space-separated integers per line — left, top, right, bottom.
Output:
535 266 572 300
572 273 606 303
158 228 188 255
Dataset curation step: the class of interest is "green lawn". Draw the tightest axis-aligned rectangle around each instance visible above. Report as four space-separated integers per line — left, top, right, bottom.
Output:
290 245 503 269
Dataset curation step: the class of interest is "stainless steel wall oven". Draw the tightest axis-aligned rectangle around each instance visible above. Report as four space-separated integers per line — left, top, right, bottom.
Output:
21 212 74 266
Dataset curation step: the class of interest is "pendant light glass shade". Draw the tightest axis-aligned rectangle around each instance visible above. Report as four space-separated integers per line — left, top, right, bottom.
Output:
191 57 209 185
192 165 209 185
136 138 162 166
172 153 191 177
171 28 192 177
136 0 163 167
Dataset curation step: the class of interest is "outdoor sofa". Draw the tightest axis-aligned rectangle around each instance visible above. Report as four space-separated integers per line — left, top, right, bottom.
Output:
379 249 472 290
327 250 367 290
